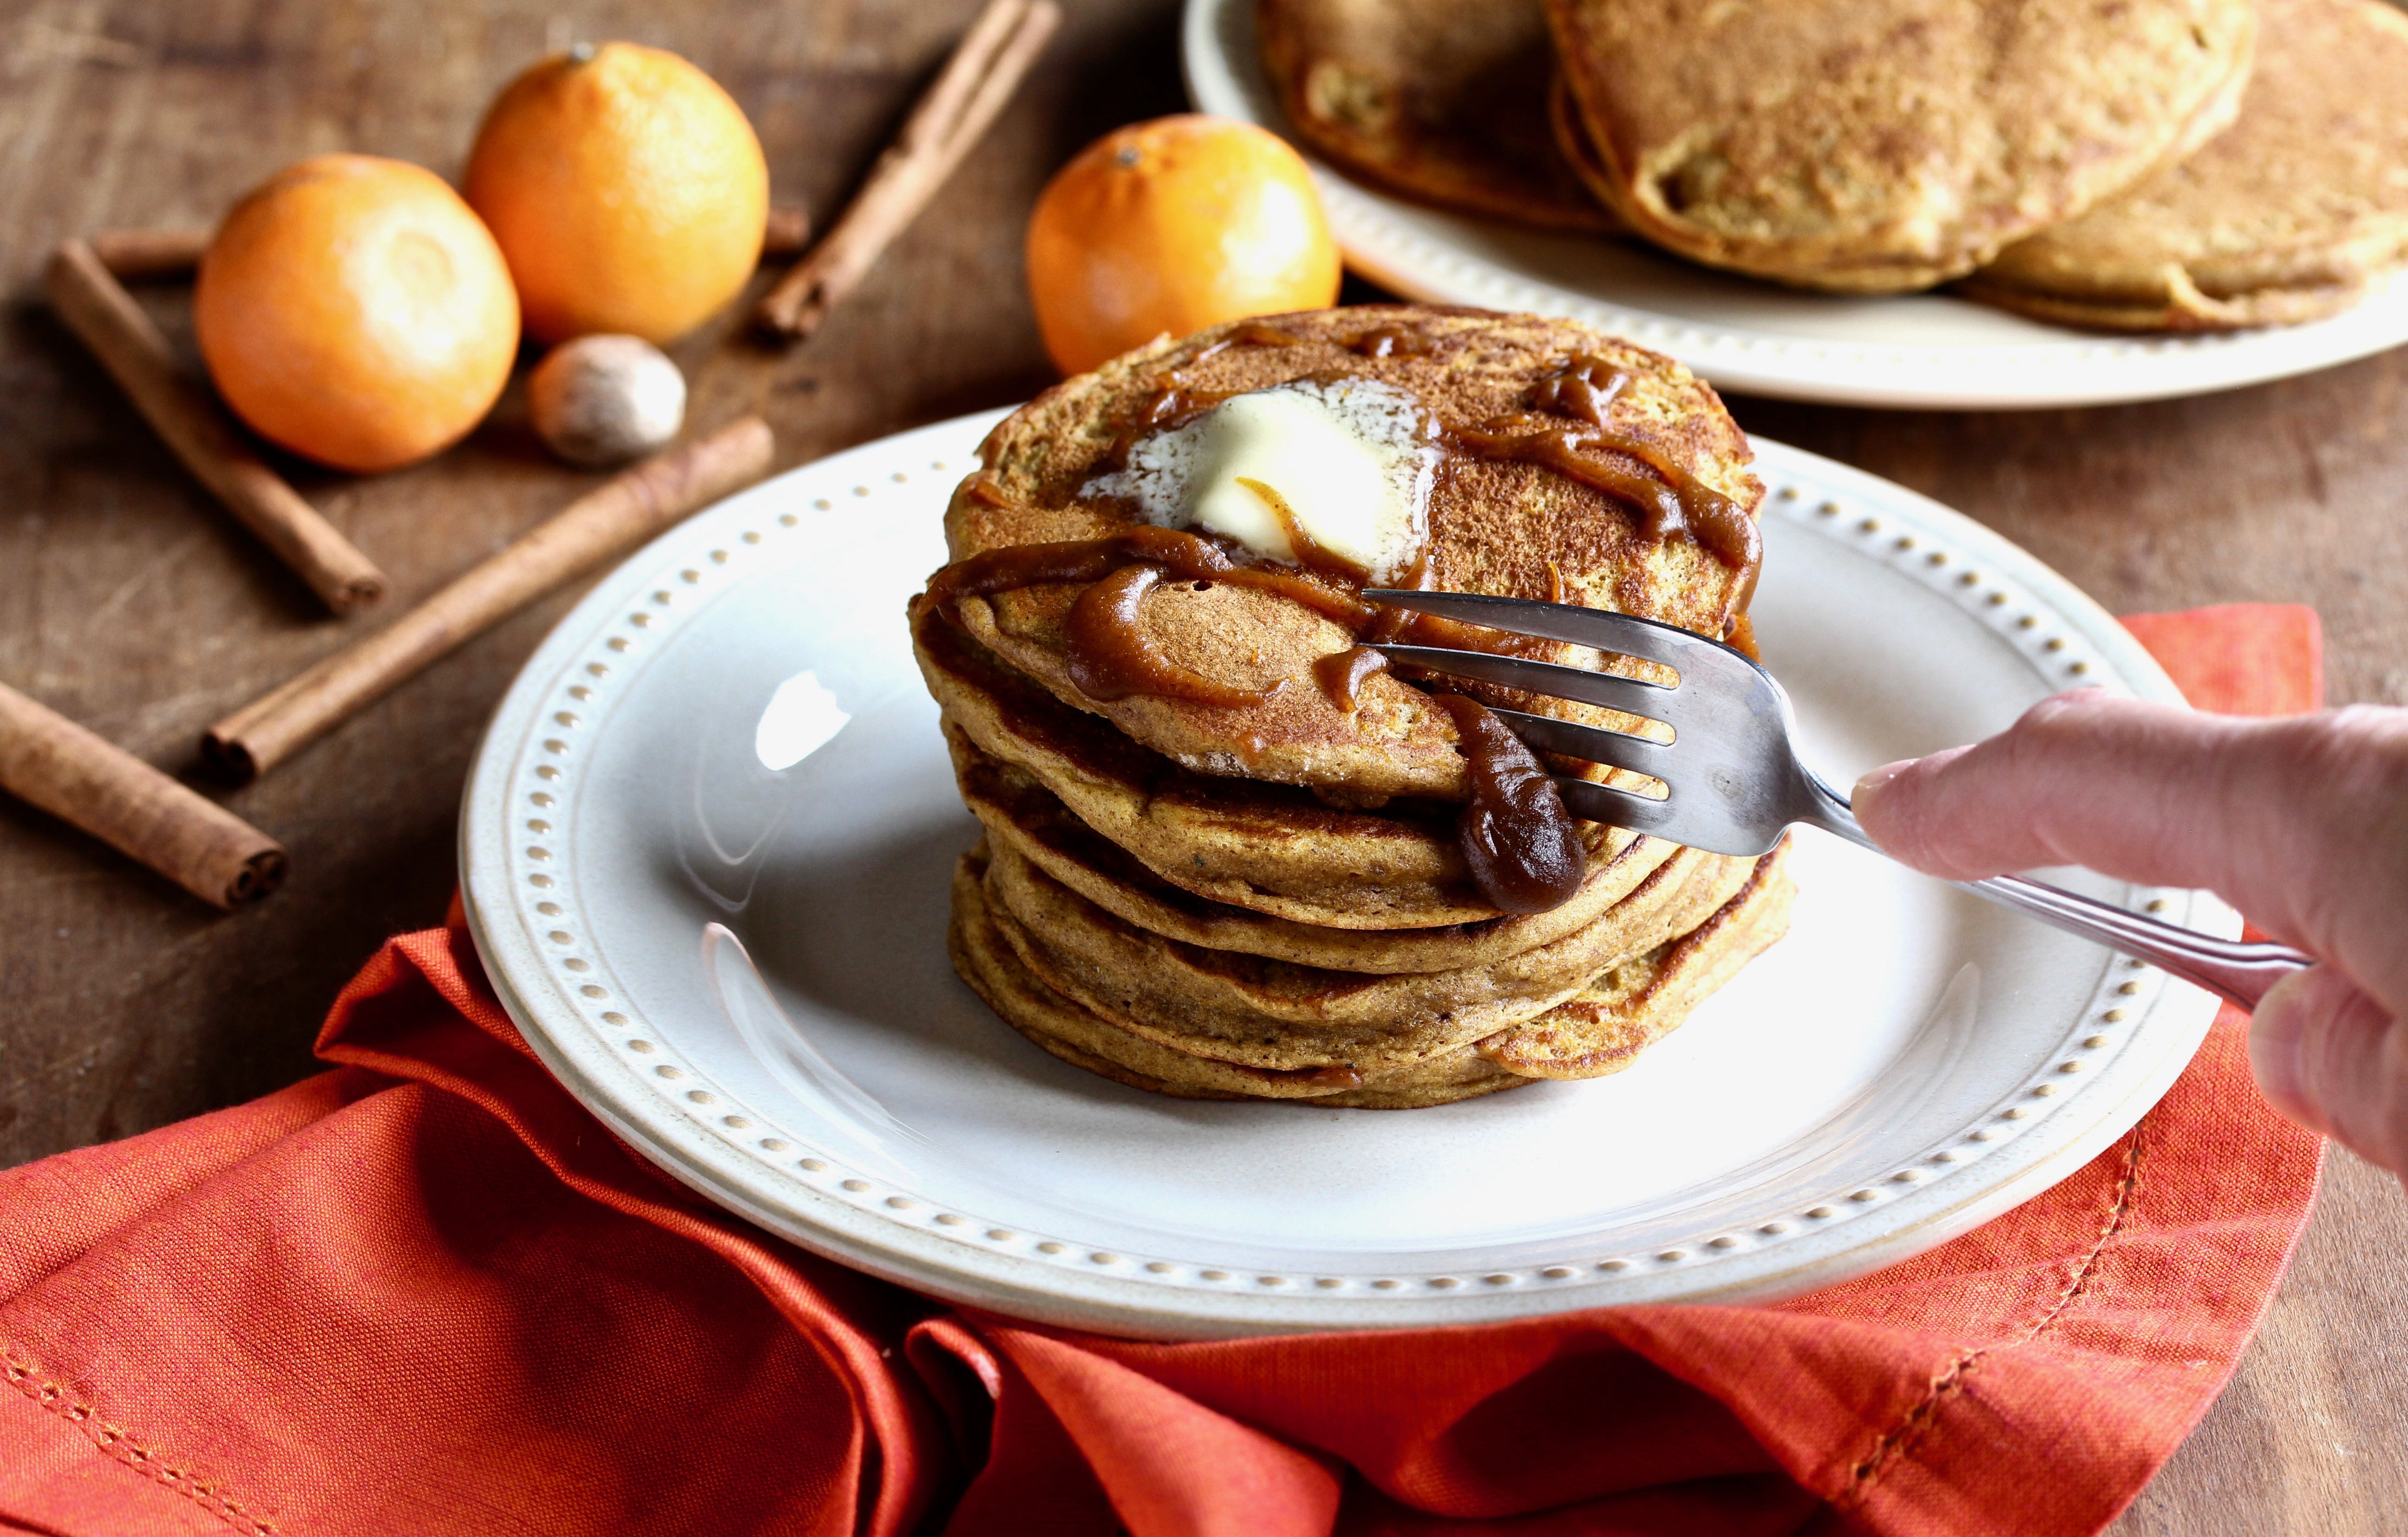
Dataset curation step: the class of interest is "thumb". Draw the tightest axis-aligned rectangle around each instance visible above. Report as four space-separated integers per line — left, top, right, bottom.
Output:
2249 965 2408 1186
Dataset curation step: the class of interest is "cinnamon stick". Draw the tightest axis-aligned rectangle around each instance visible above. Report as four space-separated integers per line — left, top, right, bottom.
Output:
45 239 389 615
756 0 1059 340
92 207 811 282
205 415 775 783
91 227 209 280
760 205 811 259
0 682 286 909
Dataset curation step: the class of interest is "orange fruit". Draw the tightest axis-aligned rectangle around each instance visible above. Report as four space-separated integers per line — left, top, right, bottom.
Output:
1025 114 1342 375
195 154 520 474
464 43 770 345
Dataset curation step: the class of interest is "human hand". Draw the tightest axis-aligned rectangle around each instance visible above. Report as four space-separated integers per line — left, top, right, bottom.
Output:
1851 690 2408 1186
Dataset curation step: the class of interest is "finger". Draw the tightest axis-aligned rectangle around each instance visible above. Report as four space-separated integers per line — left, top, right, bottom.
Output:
1850 691 2262 886
2250 964 2408 1182
1852 695 2408 1024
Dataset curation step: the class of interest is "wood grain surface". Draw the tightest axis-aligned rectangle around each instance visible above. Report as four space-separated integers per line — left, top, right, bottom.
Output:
0 1 2400 1529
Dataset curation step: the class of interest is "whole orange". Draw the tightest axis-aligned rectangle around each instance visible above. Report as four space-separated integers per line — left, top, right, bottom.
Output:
194 154 520 474
464 43 769 345
1025 115 1342 375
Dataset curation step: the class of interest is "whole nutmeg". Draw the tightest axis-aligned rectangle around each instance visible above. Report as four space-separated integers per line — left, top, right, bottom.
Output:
527 334 686 466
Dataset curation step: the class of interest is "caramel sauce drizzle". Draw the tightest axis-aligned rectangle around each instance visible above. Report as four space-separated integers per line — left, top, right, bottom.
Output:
923 523 1373 711
1064 565 1273 708
1313 646 1388 712
1424 692 1586 914
1237 476 1371 585
1452 353 1764 609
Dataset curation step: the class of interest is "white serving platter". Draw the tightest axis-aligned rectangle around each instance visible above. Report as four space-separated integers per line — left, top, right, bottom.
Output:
460 409 2233 1340
1181 0 2408 410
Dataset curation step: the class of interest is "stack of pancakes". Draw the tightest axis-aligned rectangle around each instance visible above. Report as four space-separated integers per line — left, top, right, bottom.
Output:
1261 0 2408 330
914 307 1795 1108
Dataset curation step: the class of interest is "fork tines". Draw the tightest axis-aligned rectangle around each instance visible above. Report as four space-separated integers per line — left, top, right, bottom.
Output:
1358 590 1700 818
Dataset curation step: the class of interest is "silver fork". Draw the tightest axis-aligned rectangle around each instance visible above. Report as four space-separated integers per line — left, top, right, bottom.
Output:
1365 589 2312 1009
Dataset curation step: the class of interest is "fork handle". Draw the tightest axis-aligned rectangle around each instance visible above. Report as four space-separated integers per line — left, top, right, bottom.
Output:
1801 776 2312 1009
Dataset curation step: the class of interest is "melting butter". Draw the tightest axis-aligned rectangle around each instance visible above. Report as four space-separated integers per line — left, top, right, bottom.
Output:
1086 379 1437 584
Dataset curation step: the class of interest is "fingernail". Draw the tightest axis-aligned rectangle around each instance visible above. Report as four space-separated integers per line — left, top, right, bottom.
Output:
1851 759 1916 809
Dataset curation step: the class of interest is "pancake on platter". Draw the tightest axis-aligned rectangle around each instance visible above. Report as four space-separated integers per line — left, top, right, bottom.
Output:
949 839 1795 1107
978 832 1753 1070
1256 0 1618 232
936 305 1762 802
1544 0 2257 293
1479 840 1795 1079
915 304 1790 1107
1962 0 2408 331
1549 72 1625 225
949 725 1684 970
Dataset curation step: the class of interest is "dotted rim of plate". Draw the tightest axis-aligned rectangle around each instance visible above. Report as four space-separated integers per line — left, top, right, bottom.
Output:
484 428 2216 1301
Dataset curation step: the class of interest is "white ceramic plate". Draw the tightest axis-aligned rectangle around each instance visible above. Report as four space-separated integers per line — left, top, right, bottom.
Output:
1181 0 2408 409
460 410 2233 1340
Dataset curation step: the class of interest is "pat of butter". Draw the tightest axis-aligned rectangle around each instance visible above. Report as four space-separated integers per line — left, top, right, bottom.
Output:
1086 379 1436 584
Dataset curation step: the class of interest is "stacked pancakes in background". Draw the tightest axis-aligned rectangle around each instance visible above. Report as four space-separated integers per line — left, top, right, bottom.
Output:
912 306 1795 1108
1261 0 2408 330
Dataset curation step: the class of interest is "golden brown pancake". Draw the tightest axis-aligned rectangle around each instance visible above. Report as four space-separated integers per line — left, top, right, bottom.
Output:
944 306 1761 801
1256 0 1618 232
1483 839 1794 1078
948 839 1793 1107
924 306 1793 1107
950 723 1684 971
1545 0 2258 292
1962 0 2408 331
1549 72 1624 223
920 610 1653 929
978 831 1752 1072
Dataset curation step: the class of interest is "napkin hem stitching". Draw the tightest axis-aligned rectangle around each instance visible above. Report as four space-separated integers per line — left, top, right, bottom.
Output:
1840 1124 2149 1501
2 1343 276 1536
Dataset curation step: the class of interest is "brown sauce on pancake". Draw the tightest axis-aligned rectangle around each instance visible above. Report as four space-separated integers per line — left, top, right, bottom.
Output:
1425 692 1585 914
928 523 1387 710
1065 565 1276 707
1236 476 1373 584
1451 353 1764 607
1314 645 1389 711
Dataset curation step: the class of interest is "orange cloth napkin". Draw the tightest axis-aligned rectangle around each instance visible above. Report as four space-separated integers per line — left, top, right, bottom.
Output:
0 604 2325 1537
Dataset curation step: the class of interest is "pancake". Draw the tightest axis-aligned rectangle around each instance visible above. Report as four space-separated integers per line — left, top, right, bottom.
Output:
978 831 1752 1071
1256 0 1618 232
950 723 1684 972
938 305 1761 800
948 838 1793 1107
1962 0 2408 331
1482 838 1794 1078
1544 0 2258 292
918 601 1652 929
1549 71 1624 223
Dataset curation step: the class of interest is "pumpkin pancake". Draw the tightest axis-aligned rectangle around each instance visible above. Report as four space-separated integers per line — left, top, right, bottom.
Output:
1544 0 2257 292
1257 0 1617 232
1963 0 2408 331
948 839 1792 1107
934 305 1761 801
1549 71 1624 222
978 832 1751 1071
950 723 1682 971
1481 838 1793 1078
917 601 1653 930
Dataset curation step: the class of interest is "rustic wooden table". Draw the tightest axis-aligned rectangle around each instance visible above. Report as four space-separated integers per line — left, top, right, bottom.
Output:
1 1 2401 1529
